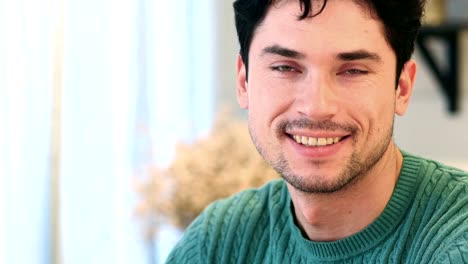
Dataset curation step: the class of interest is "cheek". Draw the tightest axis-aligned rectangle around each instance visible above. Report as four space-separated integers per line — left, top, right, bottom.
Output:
364 96 396 136
248 78 295 121
343 84 396 133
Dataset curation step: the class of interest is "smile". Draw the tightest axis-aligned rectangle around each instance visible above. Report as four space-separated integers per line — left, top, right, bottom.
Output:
290 135 344 147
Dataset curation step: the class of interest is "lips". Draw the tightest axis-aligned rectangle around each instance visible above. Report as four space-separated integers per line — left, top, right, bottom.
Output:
291 135 343 147
278 119 355 156
284 132 351 159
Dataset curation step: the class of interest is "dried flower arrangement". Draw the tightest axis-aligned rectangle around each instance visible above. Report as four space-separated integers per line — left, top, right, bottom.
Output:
135 114 278 238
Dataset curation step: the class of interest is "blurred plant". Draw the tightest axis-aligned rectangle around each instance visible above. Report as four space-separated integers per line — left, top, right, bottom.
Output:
135 113 278 239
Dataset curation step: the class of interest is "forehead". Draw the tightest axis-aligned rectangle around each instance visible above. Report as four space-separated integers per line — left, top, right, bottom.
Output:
251 0 391 59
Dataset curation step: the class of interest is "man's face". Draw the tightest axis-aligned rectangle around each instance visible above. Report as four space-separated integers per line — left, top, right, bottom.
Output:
236 0 414 193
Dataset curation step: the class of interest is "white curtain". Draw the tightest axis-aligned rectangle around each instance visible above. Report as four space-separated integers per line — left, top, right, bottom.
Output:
0 0 215 263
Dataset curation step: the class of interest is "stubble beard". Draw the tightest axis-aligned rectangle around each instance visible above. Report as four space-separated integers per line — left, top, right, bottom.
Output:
249 118 394 194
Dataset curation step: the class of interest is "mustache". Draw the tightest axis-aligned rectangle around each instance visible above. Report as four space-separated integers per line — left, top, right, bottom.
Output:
276 118 357 136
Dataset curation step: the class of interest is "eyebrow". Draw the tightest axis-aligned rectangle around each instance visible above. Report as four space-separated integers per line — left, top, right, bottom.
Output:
260 45 306 59
337 50 382 63
261 45 382 64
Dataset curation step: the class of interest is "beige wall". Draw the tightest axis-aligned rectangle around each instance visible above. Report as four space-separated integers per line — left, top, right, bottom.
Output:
394 32 468 170
214 1 468 170
213 1 239 112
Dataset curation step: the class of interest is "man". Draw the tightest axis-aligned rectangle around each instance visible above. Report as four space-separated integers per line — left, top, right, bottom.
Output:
167 0 468 263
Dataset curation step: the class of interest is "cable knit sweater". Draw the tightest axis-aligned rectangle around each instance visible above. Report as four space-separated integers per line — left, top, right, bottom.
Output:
166 152 468 263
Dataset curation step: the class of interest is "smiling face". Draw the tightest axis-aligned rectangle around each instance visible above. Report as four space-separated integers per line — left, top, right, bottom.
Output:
236 0 415 193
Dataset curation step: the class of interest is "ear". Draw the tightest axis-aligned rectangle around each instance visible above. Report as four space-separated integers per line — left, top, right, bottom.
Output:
395 60 417 116
236 54 249 109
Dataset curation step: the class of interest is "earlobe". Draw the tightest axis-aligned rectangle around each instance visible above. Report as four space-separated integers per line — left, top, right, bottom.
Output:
236 54 249 109
395 60 417 116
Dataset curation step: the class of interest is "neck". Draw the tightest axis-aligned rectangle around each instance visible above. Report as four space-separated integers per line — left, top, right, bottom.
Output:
287 143 403 242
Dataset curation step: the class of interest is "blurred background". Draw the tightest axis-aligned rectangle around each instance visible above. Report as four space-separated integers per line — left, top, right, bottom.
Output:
0 0 467 263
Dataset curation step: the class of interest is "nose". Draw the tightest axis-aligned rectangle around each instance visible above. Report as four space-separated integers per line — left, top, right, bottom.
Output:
295 73 338 120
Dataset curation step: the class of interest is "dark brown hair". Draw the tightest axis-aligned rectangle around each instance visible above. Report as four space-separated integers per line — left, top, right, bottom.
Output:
233 0 425 84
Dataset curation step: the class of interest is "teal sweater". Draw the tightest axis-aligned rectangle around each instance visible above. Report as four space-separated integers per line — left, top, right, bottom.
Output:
166 153 468 263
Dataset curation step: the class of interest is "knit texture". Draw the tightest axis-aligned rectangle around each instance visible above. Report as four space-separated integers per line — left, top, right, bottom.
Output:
166 152 468 263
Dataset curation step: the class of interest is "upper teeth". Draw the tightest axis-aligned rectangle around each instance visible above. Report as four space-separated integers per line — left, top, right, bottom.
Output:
292 135 342 147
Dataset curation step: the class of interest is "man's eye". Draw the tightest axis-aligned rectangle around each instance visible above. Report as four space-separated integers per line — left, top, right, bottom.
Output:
271 65 297 72
342 69 369 75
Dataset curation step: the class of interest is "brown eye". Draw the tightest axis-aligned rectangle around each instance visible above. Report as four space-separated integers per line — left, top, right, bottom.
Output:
271 65 297 72
342 69 368 75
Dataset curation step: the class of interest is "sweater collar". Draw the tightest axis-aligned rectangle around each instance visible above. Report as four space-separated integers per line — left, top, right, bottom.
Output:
287 152 422 260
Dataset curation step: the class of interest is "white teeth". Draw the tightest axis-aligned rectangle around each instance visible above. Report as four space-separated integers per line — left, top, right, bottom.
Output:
294 135 301 144
308 137 317 146
291 135 343 147
317 138 327 146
